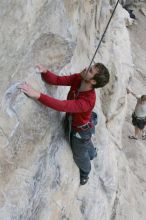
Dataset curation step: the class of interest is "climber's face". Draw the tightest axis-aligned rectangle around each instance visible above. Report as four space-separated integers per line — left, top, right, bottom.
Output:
81 65 97 82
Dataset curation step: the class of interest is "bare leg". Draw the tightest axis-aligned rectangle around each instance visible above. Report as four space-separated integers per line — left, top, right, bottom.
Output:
129 126 139 140
134 126 140 139
142 129 145 136
142 127 146 139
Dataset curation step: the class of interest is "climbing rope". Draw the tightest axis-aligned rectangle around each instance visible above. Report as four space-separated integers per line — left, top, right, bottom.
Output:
85 0 120 75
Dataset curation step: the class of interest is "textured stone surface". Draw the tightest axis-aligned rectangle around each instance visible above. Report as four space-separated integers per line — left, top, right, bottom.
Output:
0 1 146 220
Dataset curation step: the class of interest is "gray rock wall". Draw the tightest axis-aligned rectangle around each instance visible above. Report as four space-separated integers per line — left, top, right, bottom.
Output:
0 1 146 220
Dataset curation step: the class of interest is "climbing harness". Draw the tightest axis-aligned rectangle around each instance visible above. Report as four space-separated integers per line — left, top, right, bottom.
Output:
85 0 120 76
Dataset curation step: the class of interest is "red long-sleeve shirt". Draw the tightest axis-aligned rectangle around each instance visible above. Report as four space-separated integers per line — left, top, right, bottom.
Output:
38 70 96 129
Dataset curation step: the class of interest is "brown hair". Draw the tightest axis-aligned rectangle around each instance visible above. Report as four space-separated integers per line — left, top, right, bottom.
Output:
141 95 146 102
92 63 110 88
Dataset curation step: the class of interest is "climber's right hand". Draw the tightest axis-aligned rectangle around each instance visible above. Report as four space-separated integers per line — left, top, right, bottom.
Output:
18 83 41 99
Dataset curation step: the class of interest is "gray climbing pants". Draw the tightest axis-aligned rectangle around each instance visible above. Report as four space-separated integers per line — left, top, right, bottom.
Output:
65 112 97 178
70 128 96 178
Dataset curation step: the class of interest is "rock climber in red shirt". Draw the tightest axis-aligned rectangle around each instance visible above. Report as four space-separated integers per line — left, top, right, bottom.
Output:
19 63 110 185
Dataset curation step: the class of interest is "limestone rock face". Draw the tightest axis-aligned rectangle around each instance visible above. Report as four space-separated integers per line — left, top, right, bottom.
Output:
0 1 146 220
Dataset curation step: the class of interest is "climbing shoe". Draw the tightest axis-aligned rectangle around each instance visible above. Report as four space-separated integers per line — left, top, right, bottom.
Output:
80 176 89 185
